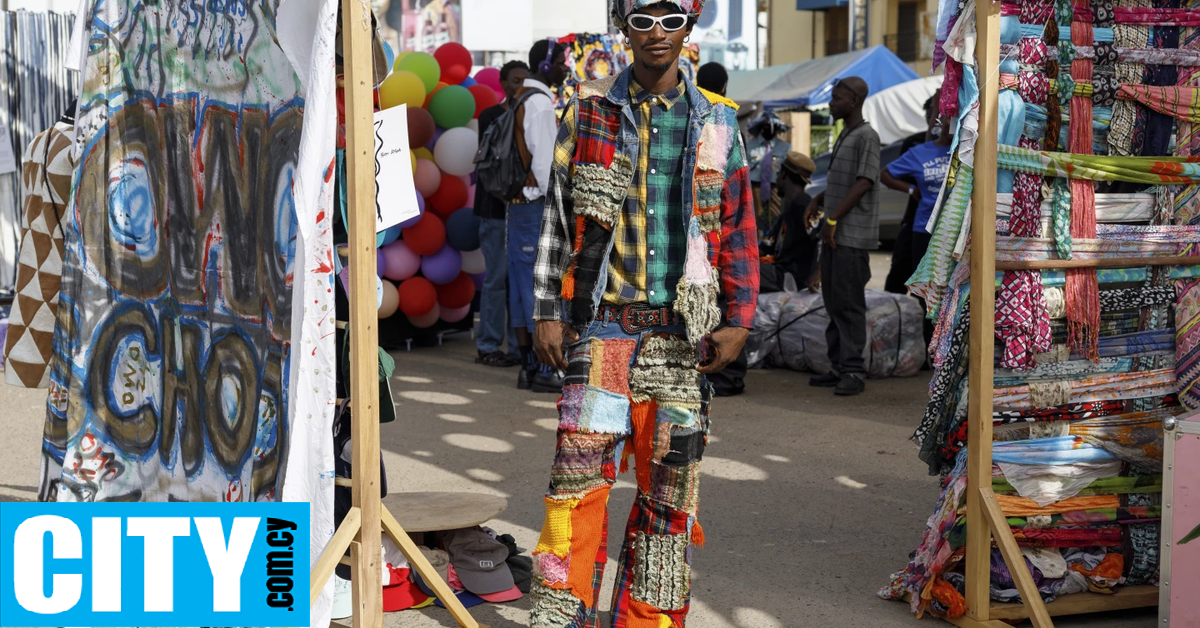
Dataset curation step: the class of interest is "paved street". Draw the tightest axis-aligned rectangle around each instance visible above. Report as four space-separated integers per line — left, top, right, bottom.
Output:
0 254 1158 627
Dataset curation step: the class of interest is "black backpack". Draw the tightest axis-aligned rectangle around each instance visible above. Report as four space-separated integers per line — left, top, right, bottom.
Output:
474 89 544 201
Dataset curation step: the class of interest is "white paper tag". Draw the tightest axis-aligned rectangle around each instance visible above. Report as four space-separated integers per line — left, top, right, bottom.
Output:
372 105 421 232
0 123 18 175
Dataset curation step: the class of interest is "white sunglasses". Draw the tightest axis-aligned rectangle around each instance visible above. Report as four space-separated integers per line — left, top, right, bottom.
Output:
628 13 689 32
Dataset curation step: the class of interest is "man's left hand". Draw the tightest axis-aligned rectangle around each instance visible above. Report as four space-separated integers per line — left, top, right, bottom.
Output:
822 222 838 249
698 327 750 374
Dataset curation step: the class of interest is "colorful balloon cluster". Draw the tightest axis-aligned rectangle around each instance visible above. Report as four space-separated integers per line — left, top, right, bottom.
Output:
355 43 496 328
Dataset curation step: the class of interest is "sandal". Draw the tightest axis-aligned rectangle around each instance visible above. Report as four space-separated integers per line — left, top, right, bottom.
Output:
475 351 516 368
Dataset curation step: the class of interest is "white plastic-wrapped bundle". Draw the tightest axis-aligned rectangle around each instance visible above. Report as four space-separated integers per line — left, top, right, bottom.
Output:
748 289 927 378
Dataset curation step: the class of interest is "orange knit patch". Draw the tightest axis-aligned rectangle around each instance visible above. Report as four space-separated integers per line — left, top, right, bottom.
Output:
630 401 657 493
565 486 611 607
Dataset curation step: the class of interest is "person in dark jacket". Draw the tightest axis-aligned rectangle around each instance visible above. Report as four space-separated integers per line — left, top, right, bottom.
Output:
473 60 530 367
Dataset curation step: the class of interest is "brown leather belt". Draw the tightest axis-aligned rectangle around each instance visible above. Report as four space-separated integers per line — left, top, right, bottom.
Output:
598 303 681 334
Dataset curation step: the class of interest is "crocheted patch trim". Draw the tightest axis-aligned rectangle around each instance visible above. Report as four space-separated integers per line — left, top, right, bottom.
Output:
529 580 583 628
674 269 722 343
631 336 702 408
550 431 612 495
589 337 636 395
631 531 691 611
560 385 632 434
695 169 723 233
572 158 633 227
648 460 701 515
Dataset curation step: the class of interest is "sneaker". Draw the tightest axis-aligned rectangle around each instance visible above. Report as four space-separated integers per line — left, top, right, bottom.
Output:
834 374 865 396
331 575 353 620
809 372 840 387
532 369 565 394
517 368 535 390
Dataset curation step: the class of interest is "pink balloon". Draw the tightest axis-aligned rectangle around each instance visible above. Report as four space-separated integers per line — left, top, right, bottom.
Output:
414 159 441 197
409 303 441 328
475 67 501 90
440 303 471 323
381 241 421 281
465 184 476 209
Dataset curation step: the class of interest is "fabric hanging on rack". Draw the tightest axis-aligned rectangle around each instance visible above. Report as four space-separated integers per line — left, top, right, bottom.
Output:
994 235 1182 259
997 143 1200 182
1117 84 1200 119
992 367 1177 407
1115 6 1200 23
1177 278 1200 409
1110 0 1152 155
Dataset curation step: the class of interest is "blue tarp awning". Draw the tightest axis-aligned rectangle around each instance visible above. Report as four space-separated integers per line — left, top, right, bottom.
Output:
726 45 921 109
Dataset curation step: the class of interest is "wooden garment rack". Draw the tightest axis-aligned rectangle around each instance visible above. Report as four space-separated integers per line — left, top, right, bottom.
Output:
947 2 1163 627
307 5 487 628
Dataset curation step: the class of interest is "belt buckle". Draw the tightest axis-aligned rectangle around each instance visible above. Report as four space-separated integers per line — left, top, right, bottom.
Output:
620 307 652 334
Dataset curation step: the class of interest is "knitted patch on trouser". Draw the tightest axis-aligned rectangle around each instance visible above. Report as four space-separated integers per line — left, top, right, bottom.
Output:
589 337 636 395
559 384 632 434
536 496 579 558
566 487 609 607
648 460 700 514
549 431 614 496
658 404 701 430
534 552 570 586
630 531 691 611
631 335 702 408
530 580 585 628
661 429 705 467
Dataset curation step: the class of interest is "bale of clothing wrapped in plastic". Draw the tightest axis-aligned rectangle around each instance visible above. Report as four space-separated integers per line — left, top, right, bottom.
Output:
745 288 927 378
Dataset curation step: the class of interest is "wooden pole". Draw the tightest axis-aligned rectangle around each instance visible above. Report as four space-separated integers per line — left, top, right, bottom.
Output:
340 1 383 626
964 0 1000 619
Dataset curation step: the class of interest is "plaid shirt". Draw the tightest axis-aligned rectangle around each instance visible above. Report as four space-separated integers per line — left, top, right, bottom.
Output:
533 69 759 331
605 80 689 306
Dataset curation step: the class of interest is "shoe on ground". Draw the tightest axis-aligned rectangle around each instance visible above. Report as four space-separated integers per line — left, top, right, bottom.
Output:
331 575 353 620
809 372 840 387
475 350 516 367
517 368 535 390
532 369 565 394
834 374 865 396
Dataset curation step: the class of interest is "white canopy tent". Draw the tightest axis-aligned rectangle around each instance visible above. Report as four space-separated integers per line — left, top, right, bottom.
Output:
860 75 945 146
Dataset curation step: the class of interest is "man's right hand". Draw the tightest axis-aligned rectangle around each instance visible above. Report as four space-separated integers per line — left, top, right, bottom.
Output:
807 268 822 293
803 197 820 226
535 320 578 370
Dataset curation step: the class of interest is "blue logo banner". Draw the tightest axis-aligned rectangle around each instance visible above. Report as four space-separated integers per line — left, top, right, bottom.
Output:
0 502 309 627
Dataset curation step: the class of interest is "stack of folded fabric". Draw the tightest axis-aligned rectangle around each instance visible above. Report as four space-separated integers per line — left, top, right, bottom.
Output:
880 0 1200 618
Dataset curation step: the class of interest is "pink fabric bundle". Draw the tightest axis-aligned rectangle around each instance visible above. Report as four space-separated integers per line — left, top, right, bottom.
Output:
1067 4 1100 360
1115 7 1200 26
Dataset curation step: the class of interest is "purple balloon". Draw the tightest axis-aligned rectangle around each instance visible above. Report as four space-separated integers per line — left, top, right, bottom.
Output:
376 249 386 277
399 193 426 229
427 126 446 151
420 243 463 285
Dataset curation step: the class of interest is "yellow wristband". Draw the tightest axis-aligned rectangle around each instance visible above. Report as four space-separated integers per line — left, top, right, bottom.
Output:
825 217 837 226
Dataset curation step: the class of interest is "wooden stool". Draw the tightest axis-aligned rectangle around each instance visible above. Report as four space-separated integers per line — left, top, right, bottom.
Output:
381 491 508 533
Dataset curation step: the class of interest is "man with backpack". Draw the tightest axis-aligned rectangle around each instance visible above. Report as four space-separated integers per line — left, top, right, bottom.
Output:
508 38 570 392
473 60 530 369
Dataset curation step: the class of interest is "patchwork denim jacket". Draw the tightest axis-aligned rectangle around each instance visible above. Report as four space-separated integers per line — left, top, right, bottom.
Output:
531 68 759 344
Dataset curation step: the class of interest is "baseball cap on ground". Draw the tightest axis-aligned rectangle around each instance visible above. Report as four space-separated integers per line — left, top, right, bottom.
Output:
445 527 516 595
412 570 488 609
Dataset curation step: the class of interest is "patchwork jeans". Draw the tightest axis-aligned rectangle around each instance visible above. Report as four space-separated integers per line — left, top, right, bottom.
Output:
530 316 709 628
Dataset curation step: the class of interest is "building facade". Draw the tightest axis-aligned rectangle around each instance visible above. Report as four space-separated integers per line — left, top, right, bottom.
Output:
765 0 938 73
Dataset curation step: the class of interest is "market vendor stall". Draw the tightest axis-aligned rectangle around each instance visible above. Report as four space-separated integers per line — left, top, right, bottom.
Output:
880 0 1200 626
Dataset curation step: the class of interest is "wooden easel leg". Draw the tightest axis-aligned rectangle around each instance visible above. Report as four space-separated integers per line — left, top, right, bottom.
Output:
980 489 1055 628
310 507 363 606
381 506 490 628
945 615 1016 628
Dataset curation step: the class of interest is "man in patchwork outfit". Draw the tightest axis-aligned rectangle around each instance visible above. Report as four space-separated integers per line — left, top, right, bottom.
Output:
528 1 759 625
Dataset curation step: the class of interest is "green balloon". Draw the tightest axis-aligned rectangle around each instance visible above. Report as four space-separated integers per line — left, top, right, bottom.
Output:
429 85 476 129
395 52 441 93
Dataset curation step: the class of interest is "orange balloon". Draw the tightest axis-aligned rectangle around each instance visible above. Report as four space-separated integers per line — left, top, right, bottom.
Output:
424 81 448 109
